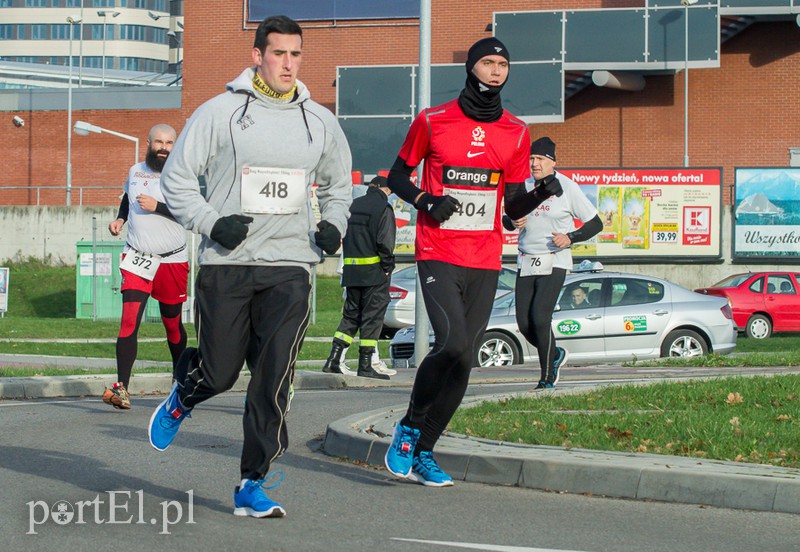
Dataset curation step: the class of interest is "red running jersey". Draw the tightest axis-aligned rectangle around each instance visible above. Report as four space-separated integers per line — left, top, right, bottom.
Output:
399 99 530 270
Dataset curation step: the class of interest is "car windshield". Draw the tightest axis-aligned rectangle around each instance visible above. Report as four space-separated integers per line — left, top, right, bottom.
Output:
711 274 752 288
492 291 514 310
392 266 417 281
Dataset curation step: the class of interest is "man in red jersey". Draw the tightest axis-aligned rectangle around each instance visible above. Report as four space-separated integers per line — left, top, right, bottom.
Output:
383 36 562 486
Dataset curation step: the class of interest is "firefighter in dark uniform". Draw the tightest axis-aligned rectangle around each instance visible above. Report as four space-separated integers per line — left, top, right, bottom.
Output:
322 175 396 379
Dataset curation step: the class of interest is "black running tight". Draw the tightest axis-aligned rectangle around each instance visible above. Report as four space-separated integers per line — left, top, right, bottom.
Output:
401 260 498 452
514 267 566 382
116 290 186 387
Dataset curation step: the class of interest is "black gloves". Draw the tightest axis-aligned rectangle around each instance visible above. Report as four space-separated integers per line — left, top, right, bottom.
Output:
314 220 341 254
210 214 254 250
502 215 516 232
535 174 563 199
416 192 461 223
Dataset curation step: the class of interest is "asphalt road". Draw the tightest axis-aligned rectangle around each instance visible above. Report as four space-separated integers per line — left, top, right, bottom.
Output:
1 371 798 552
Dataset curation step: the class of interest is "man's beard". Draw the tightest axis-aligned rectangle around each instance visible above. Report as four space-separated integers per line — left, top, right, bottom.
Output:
146 148 169 172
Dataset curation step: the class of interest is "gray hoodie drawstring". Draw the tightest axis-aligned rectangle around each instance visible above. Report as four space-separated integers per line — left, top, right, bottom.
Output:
299 101 313 145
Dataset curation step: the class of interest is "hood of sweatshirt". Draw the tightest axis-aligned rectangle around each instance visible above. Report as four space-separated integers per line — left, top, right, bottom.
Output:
226 67 312 106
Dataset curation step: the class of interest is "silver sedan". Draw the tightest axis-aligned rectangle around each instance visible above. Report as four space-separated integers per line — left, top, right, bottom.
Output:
390 270 738 368
383 264 517 333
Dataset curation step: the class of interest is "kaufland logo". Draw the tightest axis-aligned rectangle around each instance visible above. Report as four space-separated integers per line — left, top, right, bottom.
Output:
685 208 709 232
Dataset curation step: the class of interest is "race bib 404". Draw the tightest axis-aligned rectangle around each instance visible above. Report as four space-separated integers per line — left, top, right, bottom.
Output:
439 187 496 231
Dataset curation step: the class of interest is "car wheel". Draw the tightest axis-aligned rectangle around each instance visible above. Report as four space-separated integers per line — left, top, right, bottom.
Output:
660 329 708 358
476 331 521 367
745 314 772 340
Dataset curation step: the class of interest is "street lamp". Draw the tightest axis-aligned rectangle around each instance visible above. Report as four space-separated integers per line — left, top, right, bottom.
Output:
97 10 120 87
66 15 82 207
73 121 139 165
78 0 85 87
681 0 698 168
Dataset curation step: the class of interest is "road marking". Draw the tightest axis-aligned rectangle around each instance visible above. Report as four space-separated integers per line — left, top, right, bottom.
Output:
0 397 98 407
391 537 587 551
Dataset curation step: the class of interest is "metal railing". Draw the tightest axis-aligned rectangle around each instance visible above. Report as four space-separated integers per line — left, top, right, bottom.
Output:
0 186 122 207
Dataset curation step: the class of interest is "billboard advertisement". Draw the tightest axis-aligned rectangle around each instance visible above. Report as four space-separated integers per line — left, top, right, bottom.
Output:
381 167 722 262
504 168 722 261
733 167 800 262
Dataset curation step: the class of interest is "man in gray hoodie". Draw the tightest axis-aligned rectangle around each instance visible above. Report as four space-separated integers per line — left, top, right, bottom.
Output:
148 15 352 519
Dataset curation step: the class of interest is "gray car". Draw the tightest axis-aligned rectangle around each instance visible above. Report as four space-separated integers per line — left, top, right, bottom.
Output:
390 270 738 368
383 264 518 334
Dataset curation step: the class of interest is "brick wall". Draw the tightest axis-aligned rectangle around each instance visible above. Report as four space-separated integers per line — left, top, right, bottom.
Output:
4 1 799 209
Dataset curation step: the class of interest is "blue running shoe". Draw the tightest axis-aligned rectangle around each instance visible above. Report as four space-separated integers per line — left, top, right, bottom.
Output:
410 451 454 487
233 472 286 518
551 346 568 387
148 383 191 452
384 422 420 478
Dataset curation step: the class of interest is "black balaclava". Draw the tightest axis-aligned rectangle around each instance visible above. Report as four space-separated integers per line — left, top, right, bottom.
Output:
458 37 510 122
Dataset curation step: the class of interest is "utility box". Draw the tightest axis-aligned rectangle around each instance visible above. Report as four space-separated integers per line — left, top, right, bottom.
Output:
75 240 160 320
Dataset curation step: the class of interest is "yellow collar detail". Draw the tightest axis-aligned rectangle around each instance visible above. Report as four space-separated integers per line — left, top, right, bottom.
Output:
252 72 296 100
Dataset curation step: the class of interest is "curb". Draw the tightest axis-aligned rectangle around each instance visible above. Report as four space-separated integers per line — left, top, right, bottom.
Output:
0 357 541 400
322 388 800 515
0 368 420 400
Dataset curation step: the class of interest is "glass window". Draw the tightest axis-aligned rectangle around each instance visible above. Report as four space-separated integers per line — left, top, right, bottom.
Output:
248 0 419 22
767 275 795 295
610 278 664 307
497 267 517 292
559 278 604 310
749 277 764 294
31 24 46 39
712 273 751 288
52 23 69 40
492 292 515 311
0 25 11 39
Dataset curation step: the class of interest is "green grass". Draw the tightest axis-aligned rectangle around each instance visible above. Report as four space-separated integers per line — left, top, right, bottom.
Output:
0 339 388 365
2 258 75 318
629 350 800 368
449 374 800 468
0 258 388 371
0 365 181 378
0 259 348 336
732 334 800 353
